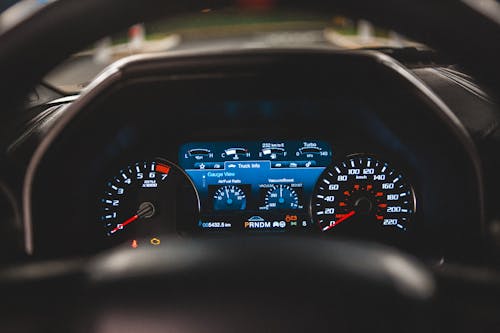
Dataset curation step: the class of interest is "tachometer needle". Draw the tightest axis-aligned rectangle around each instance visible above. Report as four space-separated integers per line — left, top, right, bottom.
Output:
109 202 155 235
109 214 139 234
322 210 356 232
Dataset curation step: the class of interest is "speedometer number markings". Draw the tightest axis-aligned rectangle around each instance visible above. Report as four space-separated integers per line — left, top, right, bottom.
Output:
311 155 415 233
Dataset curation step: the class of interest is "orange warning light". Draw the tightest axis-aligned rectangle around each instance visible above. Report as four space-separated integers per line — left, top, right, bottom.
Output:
155 164 170 174
150 237 161 246
131 240 138 249
285 215 298 223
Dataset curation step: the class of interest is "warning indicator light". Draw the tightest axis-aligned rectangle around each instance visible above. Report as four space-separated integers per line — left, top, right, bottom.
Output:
150 237 161 246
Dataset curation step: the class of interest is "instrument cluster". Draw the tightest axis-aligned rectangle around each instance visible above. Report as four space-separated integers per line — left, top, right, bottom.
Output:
100 140 416 248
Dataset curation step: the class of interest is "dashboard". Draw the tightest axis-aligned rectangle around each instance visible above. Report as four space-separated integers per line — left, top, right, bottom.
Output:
16 49 483 259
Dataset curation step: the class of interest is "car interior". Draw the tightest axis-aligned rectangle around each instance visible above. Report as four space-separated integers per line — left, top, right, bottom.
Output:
0 0 499 332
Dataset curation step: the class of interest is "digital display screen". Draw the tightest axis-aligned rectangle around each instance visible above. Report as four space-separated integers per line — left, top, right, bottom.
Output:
179 140 333 232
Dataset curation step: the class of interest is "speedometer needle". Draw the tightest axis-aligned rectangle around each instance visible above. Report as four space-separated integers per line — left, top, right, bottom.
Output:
322 210 356 232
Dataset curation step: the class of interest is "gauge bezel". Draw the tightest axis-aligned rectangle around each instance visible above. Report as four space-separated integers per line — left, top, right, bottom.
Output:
156 157 201 214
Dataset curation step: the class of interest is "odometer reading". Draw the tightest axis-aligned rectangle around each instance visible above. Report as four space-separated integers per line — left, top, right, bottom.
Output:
311 155 415 233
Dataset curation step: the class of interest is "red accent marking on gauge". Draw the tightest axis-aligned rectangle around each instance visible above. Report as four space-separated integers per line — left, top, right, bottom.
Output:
367 184 373 191
155 164 171 174
376 215 384 221
323 210 356 231
378 204 388 208
376 192 384 197
110 214 139 234
354 184 360 190
344 191 351 196
339 202 347 207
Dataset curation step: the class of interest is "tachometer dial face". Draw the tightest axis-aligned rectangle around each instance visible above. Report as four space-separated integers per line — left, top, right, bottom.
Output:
100 159 198 243
213 185 247 211
265 184 300 210
311 155 415 234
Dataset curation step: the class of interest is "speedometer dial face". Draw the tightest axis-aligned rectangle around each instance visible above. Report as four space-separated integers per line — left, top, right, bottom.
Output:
100 159 198 244
311 155 415 234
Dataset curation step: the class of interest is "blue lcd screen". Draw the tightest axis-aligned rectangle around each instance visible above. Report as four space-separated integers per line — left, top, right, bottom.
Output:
179 140 332 232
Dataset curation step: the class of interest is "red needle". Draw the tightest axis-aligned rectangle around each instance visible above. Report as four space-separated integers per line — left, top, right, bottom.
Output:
109 214 139 234
322 210 356 232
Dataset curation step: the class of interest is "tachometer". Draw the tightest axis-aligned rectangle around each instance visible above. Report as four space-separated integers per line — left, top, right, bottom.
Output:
311 155 415 233
100 159 198 244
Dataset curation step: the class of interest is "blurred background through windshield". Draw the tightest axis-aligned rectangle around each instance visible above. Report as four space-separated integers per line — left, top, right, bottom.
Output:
1 1 424 93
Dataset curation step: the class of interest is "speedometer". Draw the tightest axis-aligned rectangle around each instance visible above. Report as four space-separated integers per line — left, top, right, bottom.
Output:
311 155 415 233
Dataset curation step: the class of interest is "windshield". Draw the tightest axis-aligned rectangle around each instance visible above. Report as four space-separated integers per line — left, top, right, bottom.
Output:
42 9 423 93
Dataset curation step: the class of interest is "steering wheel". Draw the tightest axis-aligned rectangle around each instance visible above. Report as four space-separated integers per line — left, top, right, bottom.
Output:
0 1 498 332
